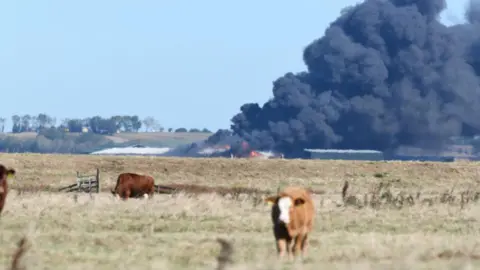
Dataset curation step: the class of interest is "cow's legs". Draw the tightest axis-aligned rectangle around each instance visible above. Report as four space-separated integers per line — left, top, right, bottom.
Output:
123 190 130 200
143 193 149 199
148 187 154 199
292 234 305 259
276 239 287 259
0 196 4 215
300 233 309 259
286 238 294 261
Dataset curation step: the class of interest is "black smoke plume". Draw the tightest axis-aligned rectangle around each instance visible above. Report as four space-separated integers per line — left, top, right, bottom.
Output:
227 0 480 158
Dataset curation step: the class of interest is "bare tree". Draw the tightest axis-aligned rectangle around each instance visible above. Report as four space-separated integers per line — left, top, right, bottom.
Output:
152 121 164 132
0 118 5 133
143 116 160 132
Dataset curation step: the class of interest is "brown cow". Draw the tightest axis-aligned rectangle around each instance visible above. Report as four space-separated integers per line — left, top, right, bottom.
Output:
264 186 315 260
0 164 16 215
111 172 155 200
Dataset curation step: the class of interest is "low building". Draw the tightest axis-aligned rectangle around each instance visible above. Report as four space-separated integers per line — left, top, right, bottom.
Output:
304 149 384 161
90 145 171 156
387 145 478 162
387 155 455 162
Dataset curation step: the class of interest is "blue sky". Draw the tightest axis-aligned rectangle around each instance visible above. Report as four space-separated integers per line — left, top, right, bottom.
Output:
0 0 470 132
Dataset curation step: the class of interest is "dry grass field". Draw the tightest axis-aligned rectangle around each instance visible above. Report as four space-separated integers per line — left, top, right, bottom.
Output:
1 153 480 269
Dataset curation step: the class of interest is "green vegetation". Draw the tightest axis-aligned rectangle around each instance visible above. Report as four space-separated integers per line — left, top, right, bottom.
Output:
0 131 211 154
0 113 212 153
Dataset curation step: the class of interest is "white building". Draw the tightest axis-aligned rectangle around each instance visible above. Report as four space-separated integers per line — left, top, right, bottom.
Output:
304 149 384 161
90 144 171 156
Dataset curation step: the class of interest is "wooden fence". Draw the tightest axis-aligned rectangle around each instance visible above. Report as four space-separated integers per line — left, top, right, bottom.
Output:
58 168 100 193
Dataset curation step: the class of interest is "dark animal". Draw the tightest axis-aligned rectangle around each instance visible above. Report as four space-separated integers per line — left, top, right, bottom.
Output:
0 164 16 215
111 172 155 200
264 186 315 260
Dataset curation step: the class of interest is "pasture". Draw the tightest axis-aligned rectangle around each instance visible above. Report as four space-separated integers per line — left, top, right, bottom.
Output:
1 153 480 269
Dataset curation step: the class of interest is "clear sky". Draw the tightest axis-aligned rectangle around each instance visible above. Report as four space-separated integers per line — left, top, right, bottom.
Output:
0 0 469 132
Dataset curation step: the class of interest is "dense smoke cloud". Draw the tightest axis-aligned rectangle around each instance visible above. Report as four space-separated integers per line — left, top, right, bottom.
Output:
228 0 480 157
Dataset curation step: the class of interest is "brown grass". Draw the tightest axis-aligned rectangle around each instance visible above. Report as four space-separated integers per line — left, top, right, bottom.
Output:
1 153 480 269
2 153 480 194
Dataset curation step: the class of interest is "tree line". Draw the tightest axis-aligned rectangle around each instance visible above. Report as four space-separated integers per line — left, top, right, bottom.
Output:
0 114 211 135
0 114 212 154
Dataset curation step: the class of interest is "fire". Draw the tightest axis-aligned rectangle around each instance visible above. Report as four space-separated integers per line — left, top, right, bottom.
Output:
249 151 262 158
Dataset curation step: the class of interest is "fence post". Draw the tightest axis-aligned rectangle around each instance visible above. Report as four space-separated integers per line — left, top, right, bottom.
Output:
96 168 100 193
76 171 80 190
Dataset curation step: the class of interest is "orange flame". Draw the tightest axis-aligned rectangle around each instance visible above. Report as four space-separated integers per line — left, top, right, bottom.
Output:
249 151 262 157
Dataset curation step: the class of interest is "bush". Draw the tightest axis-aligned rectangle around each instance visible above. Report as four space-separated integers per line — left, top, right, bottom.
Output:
0 132 115 154
38 127 65 140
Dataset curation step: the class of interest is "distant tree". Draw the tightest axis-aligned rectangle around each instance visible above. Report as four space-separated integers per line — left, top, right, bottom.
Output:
36 113 55 132
88 116 102 133
10 114 33 133
20 115 32 132
89 116 116 135
11 115 21 133
0 118 5 132
142 116 159 132
2 112 221 153
201 128 211 133
110 115 141 132
102 118 117 135
67 119 83 133
81 117 90 128
130 115 142 132
30 115 39 131
189 128 201 133
111 115 123 131
152 122 164 132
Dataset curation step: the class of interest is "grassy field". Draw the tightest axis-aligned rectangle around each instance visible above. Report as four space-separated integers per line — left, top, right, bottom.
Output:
4 131 212 147
1 153 480 269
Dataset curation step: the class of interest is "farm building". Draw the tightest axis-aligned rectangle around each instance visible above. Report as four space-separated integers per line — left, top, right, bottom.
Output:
304 149 384 161
90 144 171 156
304 144 480 162
387 155 455 162
386 145 479 162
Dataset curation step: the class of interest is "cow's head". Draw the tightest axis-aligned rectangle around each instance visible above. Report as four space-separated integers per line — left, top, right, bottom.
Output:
265 194 305 224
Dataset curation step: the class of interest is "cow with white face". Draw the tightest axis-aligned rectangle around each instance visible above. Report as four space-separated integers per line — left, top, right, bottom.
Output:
265 186 315 260
277 196 294 224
